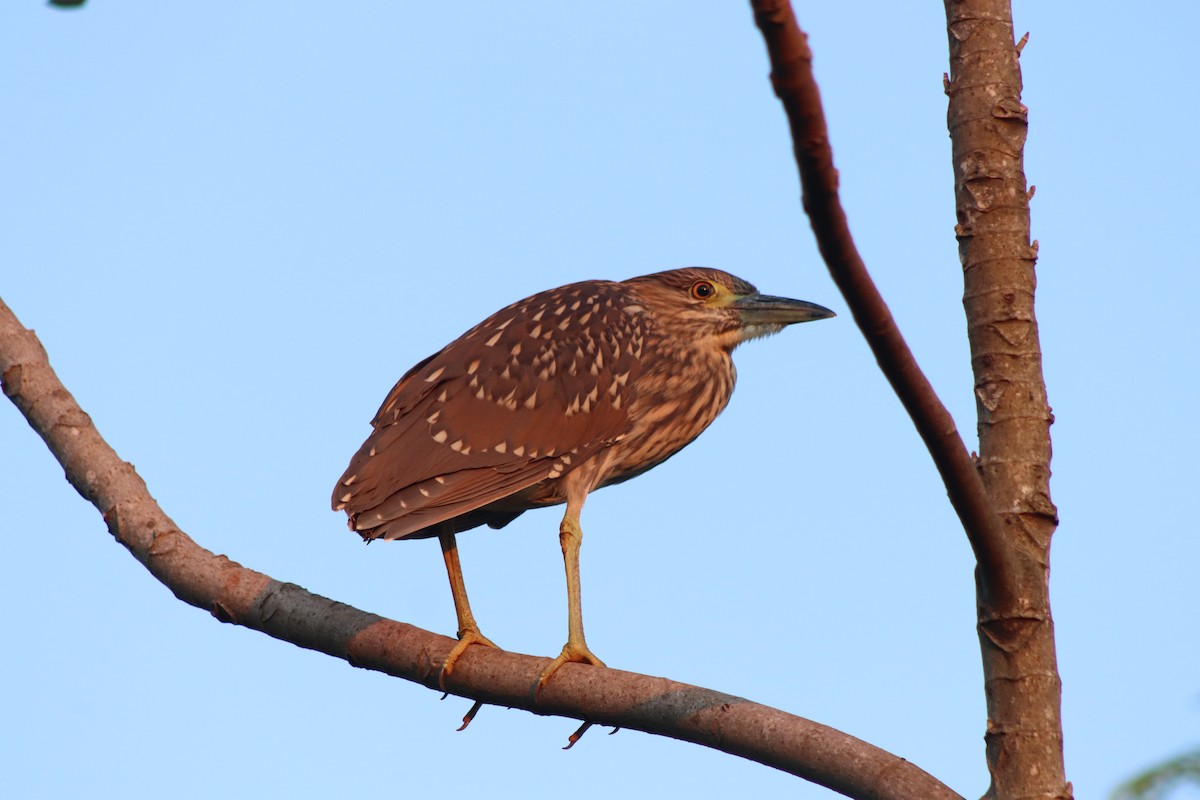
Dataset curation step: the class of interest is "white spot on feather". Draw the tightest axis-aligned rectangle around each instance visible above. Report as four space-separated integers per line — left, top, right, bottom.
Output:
424 366 446 383
433 430 448 443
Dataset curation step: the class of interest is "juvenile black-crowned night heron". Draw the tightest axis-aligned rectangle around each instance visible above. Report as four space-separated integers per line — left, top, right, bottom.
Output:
332 267 833 691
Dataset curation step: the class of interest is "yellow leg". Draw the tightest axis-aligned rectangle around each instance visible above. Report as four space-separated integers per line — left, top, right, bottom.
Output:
536 510 606 696
438 528 498 689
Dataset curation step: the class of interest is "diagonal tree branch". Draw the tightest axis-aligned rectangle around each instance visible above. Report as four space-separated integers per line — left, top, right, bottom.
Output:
747 0 1018 613
0 296 961 800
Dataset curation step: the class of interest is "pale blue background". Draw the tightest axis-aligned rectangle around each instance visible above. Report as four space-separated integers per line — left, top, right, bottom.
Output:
2 3 1197 799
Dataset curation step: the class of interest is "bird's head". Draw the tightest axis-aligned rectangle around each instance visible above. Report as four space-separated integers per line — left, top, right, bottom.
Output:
621 267 834 351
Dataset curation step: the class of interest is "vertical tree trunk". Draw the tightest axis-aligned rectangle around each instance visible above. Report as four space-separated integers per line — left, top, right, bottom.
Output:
942 3 1068 799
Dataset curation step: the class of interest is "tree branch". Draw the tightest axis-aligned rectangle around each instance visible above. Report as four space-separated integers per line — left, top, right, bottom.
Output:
0 296 961 799
747 0 1018 612
942 3 1066 799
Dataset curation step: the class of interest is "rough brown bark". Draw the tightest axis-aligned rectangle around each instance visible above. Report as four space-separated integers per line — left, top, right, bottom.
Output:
0 296 960 800
942 3 1067 799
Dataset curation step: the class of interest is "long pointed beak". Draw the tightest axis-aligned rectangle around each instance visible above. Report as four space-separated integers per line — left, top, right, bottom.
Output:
733 293 836 327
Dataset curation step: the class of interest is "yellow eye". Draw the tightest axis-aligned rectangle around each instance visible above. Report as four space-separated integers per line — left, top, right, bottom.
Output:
691 280 716 300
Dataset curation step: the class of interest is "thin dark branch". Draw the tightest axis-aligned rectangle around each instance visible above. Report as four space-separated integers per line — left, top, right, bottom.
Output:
0 295 960 800
747 0 1016 611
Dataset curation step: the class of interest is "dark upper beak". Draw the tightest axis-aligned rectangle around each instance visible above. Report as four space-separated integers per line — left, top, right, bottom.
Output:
733 293 836 326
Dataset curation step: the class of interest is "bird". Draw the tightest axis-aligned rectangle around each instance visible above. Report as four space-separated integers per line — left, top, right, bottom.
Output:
332 267 833 692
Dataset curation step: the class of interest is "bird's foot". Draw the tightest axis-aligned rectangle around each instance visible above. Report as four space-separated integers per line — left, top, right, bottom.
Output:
439 627 499 690
535 641 606 699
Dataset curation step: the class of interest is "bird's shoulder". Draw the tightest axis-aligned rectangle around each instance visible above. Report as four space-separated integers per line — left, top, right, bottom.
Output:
374 278 649 427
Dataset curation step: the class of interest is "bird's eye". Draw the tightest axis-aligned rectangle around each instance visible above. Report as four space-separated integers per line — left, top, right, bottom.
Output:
691 281 716 300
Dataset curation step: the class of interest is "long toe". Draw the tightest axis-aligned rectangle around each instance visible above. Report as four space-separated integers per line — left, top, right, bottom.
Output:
439 627 500 690
535 641 606 698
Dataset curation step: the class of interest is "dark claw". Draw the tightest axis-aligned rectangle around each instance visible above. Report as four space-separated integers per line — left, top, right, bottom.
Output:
563 720 595 750
457 700 484 732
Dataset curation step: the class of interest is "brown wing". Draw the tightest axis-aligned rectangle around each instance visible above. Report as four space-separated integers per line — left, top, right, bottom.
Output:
332 279 645 541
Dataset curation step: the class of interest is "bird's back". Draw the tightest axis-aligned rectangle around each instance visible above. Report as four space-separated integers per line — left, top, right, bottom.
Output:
334 278 650 540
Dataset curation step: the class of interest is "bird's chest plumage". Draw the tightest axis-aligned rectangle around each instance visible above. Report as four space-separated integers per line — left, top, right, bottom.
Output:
515 297 738 497
600 339 736 486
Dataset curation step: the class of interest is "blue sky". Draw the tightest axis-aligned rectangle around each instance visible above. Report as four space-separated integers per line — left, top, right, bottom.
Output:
3 3 1197 799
